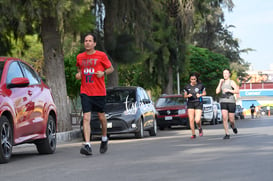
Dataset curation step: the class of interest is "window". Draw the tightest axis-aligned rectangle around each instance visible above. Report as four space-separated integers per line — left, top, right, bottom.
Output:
6 62 24 84
20 62 40 85
156 97 186 107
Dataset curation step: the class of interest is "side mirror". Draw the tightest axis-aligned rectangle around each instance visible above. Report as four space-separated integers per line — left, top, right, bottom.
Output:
7 77 29 89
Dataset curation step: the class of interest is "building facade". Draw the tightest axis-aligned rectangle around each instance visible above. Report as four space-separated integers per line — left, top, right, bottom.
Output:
236 70 273 116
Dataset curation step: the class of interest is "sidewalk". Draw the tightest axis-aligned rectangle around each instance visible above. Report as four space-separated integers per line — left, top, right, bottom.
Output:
56 125 81 143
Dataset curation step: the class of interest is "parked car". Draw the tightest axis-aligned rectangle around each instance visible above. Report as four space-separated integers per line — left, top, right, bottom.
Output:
235 105 245 119
201 96 215 125
155 94 189 130
213 102 222 124
0 57 57 164
80 86 157 139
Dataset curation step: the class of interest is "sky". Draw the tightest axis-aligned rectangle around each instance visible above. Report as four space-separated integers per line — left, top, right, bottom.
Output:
223 0 273 71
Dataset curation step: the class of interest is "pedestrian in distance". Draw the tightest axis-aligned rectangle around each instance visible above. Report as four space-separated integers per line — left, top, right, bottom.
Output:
250 104 255 119
256 106 261 118
184 73 206 139
216 69 239 139
76 33 114 155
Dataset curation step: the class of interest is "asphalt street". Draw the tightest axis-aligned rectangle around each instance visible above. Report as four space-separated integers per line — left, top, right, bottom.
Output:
1 116 272 181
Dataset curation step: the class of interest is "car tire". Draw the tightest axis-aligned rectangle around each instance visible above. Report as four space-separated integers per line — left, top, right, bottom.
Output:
0 116 13 164
149 119 157 136
135 118 144 139
35 115 56 154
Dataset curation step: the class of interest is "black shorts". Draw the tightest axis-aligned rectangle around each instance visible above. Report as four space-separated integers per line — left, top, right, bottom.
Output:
80 94 106 113
220 102 236 113
187 101 203 110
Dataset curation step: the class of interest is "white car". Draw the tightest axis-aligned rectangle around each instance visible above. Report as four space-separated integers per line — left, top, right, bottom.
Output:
213 102 223 124
201 96 215 125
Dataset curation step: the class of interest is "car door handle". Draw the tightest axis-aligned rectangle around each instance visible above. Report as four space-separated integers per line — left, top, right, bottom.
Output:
28 90 33 96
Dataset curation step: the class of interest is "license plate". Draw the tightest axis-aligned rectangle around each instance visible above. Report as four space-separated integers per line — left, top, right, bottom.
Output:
100 122 112 128
107 122 112 128
165 116 172 120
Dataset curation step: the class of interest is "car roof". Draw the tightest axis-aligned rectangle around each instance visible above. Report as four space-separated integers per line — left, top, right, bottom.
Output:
107 86 139 91
159 94 184 98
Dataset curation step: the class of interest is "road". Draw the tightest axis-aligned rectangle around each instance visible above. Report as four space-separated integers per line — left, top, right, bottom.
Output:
1 117 273 181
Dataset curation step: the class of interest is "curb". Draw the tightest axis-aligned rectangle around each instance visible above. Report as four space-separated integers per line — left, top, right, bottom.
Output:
56 129 81 143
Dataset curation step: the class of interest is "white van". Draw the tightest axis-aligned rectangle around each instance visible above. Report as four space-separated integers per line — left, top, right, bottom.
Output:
201 96 215 125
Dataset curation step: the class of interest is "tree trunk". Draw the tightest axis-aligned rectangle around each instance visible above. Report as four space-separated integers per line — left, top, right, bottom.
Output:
103 0 119 87
164 66 174 94
106 61 119 87
41 16 71 132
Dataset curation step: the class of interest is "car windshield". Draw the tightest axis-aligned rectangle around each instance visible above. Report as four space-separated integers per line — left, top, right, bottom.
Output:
203 97 211 104
106 89 136 103
0 62 4 81
156 97 186 107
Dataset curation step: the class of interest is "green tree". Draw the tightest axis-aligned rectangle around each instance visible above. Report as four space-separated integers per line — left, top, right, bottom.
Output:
64 49 82 113
102 0 155 87
186 45 230 98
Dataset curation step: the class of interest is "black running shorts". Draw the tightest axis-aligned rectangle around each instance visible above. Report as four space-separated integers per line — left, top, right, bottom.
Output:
220 102 236 113
80 94 106 113
187 101 203 110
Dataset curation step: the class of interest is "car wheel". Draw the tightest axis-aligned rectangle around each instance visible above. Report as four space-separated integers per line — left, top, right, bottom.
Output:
149 119 157 136
135 118 144 139
35 115 56 154
0 116 12 164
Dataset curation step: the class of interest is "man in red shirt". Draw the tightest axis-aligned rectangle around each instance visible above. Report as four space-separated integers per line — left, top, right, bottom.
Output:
76 33 114 155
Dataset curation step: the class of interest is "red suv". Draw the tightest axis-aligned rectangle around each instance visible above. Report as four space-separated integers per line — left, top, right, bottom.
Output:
155 94 189 130
0 57 57 163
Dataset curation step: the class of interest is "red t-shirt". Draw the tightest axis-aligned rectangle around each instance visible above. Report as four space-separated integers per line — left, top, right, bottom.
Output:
76 51 112 96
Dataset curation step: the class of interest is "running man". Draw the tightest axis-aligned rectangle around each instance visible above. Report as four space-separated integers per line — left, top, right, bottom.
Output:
76 33 114 155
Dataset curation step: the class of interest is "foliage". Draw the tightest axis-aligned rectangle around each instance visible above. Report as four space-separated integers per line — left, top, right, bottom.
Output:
8 34 44 73
185 45 230 99
64 50 81 99
118 62 162 101
64 49 82 112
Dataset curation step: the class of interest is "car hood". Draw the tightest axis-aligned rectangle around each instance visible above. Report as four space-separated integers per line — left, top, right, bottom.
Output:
156 105 187 111
105 102 138 113
105 103 126 113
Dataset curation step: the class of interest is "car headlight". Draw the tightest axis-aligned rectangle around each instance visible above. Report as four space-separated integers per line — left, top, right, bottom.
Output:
123 108 137 115
204 106 212 111
178 109 186 114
